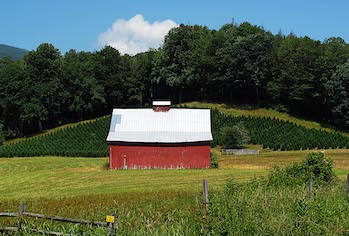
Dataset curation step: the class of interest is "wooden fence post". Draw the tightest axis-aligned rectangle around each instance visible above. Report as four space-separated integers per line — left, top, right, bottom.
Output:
308 176 313 199
107 213 116 236
18 204 26 232
202 179 209 235
202 179 209 218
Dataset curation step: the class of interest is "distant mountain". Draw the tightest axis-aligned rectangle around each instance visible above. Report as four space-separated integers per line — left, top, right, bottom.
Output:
0 44 28 60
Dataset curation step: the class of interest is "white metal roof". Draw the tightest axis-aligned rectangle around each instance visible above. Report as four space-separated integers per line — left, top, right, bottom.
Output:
106 108 213 143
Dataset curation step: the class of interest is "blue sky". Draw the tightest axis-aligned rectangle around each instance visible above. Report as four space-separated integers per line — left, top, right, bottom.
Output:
1 0 348 55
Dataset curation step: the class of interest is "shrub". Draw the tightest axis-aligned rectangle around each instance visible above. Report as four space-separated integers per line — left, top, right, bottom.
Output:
220 122 250 148
268 152 336 186
272 104 289 113
210 152 218 168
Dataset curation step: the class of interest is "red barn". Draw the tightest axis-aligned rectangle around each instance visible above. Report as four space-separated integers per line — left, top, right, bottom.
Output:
106 101 213 169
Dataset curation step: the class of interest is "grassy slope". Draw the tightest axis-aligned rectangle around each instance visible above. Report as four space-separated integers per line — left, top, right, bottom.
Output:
185 101 349 135
1 149 349 200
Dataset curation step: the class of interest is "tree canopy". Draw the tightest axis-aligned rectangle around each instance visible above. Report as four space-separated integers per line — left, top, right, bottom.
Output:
1 21 349 139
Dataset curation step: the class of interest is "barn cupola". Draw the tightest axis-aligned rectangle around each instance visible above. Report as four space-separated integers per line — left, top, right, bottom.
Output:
153 100 171 112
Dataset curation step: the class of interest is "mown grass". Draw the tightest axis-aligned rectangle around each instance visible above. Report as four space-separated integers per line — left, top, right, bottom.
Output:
1 149 349 200
1 149 349 234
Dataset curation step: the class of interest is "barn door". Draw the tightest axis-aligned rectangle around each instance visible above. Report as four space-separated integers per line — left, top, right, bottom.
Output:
108 146 112 169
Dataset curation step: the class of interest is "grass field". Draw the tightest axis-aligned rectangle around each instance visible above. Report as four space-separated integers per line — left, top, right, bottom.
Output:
1 148 349 200
1 150 349 234
2 102 349 234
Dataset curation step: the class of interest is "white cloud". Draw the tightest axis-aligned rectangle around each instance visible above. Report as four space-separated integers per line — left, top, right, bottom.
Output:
98 14 178 55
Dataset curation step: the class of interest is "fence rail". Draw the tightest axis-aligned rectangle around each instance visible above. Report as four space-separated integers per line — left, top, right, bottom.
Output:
0 212 18 217
0 204 116 236
0 226 74 236
221 149 259 155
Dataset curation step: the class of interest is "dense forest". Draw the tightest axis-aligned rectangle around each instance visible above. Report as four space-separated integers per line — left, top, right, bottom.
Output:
1 21 349 139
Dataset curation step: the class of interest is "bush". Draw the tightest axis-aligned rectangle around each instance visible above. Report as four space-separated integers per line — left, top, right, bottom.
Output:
268 152 336 186
210 152 218 168
220 122 250 148
272 104 289 113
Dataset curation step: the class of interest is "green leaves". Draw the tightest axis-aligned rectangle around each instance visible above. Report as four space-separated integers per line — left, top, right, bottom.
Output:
23 43 63 131
220 122 250 148
63 50 105 120
326 61 349 127
153 24 213 102
268 152 335 186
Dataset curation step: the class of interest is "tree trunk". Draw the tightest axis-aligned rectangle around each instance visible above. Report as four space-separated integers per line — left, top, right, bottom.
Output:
229 89 233 104
179 87 184 104
256 86 260 106
150 87 153 102
38 121 43 133
78 111 84 121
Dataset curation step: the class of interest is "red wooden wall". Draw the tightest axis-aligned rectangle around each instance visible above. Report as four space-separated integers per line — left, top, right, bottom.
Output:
108 142 210 169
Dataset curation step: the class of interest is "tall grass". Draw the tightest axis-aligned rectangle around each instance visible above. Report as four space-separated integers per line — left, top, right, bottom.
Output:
208 152 348 235
208 178 349 235
2 153 349 235
2 174 349 234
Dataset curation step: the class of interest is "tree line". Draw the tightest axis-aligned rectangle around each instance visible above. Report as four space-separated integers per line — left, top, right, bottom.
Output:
1 21 349 139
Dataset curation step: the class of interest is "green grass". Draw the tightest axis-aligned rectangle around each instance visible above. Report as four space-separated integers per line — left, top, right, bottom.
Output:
1 149 349 200
2 103 349 234
1 149 349 234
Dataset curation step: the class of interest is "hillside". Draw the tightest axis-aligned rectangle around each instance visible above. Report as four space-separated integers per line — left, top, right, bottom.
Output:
0 117 109 157
0 44 28 60
184 102 348 135
2 103 349 234
1 102 349 157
